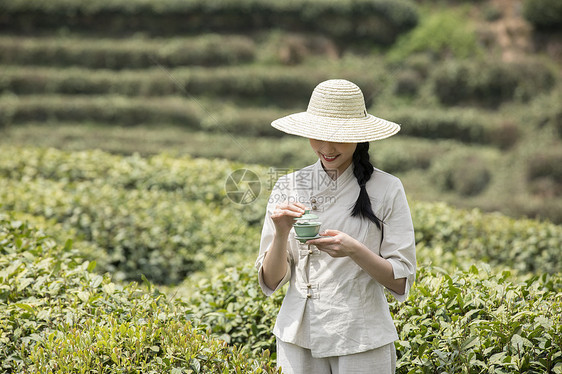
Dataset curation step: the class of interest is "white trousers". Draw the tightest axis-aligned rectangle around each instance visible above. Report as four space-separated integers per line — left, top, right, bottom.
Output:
276 339 396 374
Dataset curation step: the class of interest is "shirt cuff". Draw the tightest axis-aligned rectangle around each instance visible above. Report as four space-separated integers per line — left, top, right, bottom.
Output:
257 259 291 297
387 258 415 303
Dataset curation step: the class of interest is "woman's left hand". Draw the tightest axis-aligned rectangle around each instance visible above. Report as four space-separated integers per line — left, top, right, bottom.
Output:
306 229 359 258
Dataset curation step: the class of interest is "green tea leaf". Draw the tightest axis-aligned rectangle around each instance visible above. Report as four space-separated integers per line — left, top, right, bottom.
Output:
15 303 34 313
87 260 97 272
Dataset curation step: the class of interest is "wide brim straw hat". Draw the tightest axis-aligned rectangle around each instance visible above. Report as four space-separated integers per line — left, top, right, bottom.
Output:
271 79 400 143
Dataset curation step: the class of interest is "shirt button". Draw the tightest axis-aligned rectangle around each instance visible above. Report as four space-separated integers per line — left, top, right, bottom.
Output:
310 197 317 203
308 249 313 254
306 294 312 298
311 205 318 210
307 283 312 288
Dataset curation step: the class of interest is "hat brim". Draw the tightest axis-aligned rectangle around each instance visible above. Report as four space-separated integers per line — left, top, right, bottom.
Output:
271 112 401 143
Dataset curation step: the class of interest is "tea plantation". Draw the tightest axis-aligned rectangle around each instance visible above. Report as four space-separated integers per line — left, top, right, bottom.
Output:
0 147 561 373
0 214 279 373
1 0 561 224
1 0 561 372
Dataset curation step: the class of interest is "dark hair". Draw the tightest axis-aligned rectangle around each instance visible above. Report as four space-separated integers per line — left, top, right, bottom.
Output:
351 142 383 229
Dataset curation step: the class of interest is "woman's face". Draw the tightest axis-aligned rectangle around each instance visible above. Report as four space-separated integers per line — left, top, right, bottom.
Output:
309 139 357 177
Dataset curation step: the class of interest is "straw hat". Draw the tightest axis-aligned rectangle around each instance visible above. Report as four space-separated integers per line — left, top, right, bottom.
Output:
271 79 400 143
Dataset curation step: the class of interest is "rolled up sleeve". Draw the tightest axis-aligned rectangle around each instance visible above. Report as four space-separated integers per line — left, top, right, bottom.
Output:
256 253 291 297
380 179 417 302
255 185 292 296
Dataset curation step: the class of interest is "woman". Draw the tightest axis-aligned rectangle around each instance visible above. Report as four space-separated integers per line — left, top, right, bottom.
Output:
256 79 416 373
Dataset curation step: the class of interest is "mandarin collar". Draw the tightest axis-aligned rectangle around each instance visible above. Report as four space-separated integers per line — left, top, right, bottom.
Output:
311 159 355 195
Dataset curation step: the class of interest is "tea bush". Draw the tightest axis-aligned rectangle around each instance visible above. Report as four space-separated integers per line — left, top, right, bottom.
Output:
509 197 562 227
0 147 273 225
527 150 562 185
0 65 381 107
0 64 384 129
0 147 262 205
430 58 556 107
523 0 562 30
526 149 562 197
387 9 482 63
1 147 560 280
189 265 285 358
524 90 562 138
0 94 288 136
392 266 562 373
0 149 267 284
379 106 496 145
26 318 279 373
393 69 423 97
381 105 522 148
0 0 418 44
2 200 560 373
0 176 264 284
4 124 315 169
0 95 203 128
411 202 562 274
187 263 561 373
0 214 279 373
372 137 443 172
0 34 256 69
488 120 521 150
429 149 494 196
1 148 560 373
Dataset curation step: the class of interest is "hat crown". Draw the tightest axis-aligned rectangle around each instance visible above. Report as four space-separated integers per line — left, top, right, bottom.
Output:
307 79 367 119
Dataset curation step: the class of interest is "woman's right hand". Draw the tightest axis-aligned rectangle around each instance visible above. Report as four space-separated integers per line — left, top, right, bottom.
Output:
271 202 306 237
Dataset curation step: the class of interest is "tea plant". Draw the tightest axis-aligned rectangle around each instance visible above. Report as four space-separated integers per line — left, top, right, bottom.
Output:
1 147 561 373
393 266 562 373
0 176 261 284
187 263 561 373
0 34 257 69
0 214 279 373
412 202 562 274
523 0 562 30
0 0 418 44
0 147 560 284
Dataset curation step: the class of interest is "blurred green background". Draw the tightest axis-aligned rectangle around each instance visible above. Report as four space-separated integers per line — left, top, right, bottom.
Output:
0 0 561 223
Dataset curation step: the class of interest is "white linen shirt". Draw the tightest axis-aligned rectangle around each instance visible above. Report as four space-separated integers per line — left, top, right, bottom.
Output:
255 159 416 358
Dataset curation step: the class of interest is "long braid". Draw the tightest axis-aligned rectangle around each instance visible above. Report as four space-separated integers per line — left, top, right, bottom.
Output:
351 142 382 229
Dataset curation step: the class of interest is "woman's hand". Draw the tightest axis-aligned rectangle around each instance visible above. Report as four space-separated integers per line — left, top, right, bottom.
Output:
271 202 306 237
308 229 407 294
306 229 360 257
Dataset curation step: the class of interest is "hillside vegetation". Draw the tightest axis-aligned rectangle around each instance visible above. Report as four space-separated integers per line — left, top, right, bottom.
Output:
0 0 561 372
0 213 279 373
0 0 561 223
0 147 560 373
0 147 560 285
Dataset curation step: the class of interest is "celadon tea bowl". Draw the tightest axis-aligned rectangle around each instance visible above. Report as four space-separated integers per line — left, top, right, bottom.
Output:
294 222 321 237
293 209 321 239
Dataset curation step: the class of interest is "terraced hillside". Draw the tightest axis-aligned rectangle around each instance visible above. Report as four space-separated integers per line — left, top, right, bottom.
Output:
0 0 561 223
0 2 561 372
